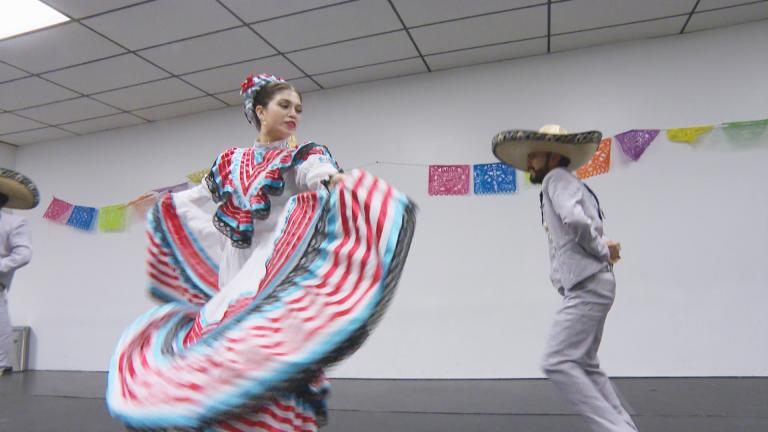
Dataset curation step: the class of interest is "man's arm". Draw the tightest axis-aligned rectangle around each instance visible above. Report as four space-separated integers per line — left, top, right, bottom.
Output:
547 170 610 261
0 218 32 274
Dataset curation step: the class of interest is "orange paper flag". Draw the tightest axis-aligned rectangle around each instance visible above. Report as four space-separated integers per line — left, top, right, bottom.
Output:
576 138 612 180
126 192 159 219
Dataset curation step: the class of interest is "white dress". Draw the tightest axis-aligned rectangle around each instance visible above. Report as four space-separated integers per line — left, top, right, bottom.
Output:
199 142 339 327
107 140 416 431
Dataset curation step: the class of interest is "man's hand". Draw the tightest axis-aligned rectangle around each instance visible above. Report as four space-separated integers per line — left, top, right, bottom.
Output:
606 240 621 264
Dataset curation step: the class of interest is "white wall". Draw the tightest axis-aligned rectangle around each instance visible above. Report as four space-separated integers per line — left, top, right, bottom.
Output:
0 142 17 168
10 20 768 377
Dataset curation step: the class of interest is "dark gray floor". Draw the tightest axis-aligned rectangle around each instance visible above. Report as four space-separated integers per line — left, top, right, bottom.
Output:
1 371 766 431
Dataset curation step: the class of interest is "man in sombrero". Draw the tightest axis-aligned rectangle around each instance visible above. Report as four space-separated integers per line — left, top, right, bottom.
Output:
493 125 639 432
0 168 38 377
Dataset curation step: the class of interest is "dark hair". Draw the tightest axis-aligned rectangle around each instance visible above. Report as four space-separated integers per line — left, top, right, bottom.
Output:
252 82 302 130
0 193 8 209
558 155 572 168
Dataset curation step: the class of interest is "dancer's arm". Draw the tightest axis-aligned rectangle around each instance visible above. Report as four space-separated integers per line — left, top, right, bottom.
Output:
296 152 341 191
546 171 610 261
0 218 32 274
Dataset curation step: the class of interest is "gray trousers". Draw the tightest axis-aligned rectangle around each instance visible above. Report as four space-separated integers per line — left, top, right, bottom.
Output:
0 289 12 368
542 270 639 432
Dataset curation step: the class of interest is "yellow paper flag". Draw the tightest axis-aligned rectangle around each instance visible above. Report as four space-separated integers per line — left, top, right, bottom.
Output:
666 126 714 143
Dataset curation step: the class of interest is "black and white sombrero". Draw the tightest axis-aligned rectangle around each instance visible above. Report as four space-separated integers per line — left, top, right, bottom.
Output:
492 124 602 172
0 168 39 209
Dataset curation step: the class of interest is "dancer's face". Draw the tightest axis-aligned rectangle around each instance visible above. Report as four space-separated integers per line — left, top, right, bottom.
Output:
256 89 302 142
527 151 552 184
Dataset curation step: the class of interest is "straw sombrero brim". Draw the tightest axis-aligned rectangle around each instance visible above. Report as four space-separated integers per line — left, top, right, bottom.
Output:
0 168 39 209
492 129 602 172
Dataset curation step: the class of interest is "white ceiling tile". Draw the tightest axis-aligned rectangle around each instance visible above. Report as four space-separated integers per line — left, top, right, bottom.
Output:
253 0 402 52
14 97 120 125
686 2 768 32
214 90 243 106
131 96 226 121
426 37 547 71
181 56 304 94
43 0 147 18
83 0 242 50
0 23 125 73
92 78 206 111
697 0 765 11
58 113 146 134
0 77 79 111
287 31 418 75
552 0 697 34
411 5 547 55
0 113 46 135
41 54 169 94
391 0 542 27
219 0 344 23
552 16 687 52
290 77 322 93
0 127 75 145
0 63 29 82
138 27 275 75
214 77 321 106
313 58 427 88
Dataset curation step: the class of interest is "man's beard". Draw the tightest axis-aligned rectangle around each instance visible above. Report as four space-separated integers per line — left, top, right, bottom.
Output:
529 167 549 184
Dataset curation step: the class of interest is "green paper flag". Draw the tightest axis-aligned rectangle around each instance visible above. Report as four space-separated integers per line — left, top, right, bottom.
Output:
724 118 768 128
187 169 209 184
723 118 768 141
98 204 127 232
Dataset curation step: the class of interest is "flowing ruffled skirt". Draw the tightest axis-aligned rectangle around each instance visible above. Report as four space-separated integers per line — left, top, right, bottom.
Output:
107 170 416 431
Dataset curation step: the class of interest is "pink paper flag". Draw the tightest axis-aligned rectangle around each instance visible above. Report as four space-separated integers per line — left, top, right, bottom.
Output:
43 197 74 223
428 165 470 196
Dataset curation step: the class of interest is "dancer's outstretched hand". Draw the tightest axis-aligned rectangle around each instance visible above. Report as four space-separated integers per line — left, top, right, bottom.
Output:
328 173 346 189
606 240 622 264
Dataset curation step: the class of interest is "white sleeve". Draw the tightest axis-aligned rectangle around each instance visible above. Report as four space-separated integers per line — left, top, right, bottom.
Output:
295 153 339 191
0 218 32 274
547 170 610 261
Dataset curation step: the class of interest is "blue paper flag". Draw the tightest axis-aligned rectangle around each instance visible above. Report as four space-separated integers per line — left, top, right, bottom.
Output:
473 163 516 194
66 205 98 231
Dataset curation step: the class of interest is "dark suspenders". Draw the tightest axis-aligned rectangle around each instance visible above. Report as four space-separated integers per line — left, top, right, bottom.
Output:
582 184 605 222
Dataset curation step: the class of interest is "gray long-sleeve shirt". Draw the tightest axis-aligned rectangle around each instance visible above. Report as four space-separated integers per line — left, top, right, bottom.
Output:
0 212 32 291
541 168 610 291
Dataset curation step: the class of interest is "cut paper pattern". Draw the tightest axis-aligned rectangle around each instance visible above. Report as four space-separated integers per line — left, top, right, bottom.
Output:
615 129 659 161
576 138 612 180
66 205 97 231
98 204 127 232
127 193 159 219
473 163 516 194
428 165 470 196
723 119 768 141
42 197 74 223
667 126 714 143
